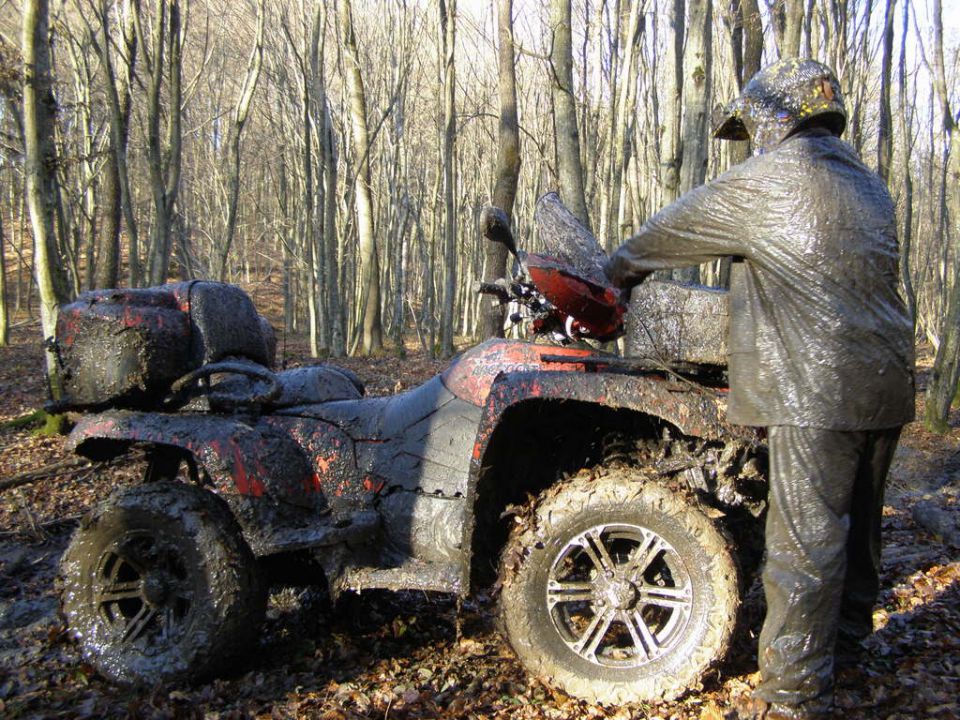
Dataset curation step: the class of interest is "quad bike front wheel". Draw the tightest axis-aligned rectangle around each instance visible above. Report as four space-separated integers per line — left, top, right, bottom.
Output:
498 468 739 705
60 481 265 684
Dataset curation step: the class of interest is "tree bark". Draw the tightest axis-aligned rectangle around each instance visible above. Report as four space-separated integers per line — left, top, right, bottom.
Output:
608 0 644 247
924 0 960 432
216 0 264 281
138 0 183 286
896 0 915 322
439 0 457 358
673 0 712 284
479 0 521 340
780 0 804 58
876 0 896 185
320 68 344 356
92 0 139 288
339 0 383 355
660 0 684 209
22 0 68 396
0 201 8 346
726 0 761 164
549 0 591 231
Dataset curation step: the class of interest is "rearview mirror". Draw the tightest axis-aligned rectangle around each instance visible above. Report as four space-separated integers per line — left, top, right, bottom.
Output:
479 206 518 257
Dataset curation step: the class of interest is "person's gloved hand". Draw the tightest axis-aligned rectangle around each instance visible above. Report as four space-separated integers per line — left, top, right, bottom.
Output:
603 253 650 290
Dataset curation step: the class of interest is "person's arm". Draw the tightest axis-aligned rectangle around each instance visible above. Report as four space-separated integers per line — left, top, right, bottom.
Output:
605 161 766 288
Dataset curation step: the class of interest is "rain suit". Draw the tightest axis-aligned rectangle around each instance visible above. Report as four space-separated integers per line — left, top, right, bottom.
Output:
605 126 915 715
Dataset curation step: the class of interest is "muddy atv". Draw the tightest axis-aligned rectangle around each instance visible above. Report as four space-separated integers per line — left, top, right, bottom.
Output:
52 195 766 704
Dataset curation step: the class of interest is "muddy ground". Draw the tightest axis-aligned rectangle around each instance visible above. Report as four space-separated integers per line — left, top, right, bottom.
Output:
1 319 958 720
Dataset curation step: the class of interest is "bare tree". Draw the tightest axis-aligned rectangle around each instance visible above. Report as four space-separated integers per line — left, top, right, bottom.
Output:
438 0 458 358
896 0 915 322
0 198 7 346
89 0 138 288
924 0 960 432
549 0 590 230
479 0 520 340
659 0 685 209
216 0 264 281
876 0 896 185
338 0 383 355
137 0 183 286
22 0 68 393
779 0 804 57
672 0 712 284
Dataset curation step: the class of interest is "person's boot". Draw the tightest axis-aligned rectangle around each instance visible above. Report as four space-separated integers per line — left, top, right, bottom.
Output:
834 629 867 671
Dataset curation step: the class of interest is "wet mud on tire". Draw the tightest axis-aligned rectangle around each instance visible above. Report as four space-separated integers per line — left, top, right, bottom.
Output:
58 482 266 685
498 467 739 705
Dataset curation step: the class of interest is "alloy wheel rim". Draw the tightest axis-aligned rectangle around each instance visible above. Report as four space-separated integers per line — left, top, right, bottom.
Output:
545 522 693 668
93 531 194 653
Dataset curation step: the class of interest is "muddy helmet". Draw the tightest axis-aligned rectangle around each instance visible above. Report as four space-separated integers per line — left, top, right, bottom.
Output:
713 58 846 154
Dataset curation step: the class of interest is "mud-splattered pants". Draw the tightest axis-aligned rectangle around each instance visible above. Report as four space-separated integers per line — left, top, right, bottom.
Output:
754 425 902 713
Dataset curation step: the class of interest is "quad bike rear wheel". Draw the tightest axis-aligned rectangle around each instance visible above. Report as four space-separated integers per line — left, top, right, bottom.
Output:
60 481 265 684
498 468 739 705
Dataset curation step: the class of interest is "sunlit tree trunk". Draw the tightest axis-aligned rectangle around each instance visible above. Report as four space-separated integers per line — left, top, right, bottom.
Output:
217 0 264 281
549 0 591 230
673 0 712 284
339 0 383 355
439 0 458 358
896 0 915 322
22 0 69 396
92 0 139 289
0 206 8 346
780 0 804 57
480 0 521 340
925 0 960 432
137 0 183 286
876 0 896 185
608 0 643 247
660 0 684 210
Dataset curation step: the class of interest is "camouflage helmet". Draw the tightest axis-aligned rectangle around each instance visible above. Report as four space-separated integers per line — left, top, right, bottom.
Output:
713 58 846 154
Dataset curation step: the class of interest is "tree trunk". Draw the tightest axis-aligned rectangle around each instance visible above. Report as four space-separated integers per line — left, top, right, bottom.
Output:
896 0 915 322
673 0 712 284
339 0 383 355
90 0 135 290
22 0 68 396
321 80 344 356
876 0 895 185
95 0 139 288
0 204 8 346
608 0 644 248
217 0 264 281
479 0 521 340
726 0 762 163
138 0 183 287
924 0 960 432
660 0 684 209
439 0 458 358
549 0 591 231
780 0 804 57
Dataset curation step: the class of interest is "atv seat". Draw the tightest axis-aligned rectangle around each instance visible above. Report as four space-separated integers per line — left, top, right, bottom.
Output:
270 366 365 407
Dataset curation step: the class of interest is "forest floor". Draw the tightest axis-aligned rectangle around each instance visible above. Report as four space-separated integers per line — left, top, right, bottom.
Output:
0 313 958 720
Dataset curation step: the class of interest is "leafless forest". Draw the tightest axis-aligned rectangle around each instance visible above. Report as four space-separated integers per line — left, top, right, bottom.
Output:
0 0 957 427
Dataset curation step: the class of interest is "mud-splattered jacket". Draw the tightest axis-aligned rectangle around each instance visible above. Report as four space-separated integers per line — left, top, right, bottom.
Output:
606 127 915 430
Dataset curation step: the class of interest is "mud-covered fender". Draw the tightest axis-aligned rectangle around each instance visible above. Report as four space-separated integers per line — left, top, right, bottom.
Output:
456 369 755 592
69 410 320 509
469 370 749 471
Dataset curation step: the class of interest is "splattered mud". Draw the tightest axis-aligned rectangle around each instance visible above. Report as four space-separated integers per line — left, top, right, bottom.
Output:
1 321 958 719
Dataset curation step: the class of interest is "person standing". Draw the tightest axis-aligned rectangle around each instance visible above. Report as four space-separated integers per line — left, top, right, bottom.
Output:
604 58 915 719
